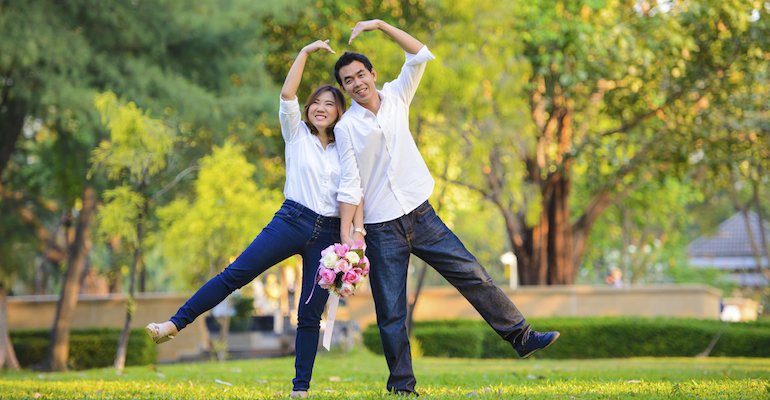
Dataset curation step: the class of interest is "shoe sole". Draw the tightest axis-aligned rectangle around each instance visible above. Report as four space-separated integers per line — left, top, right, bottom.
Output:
145 325 173 344
520 331 560 359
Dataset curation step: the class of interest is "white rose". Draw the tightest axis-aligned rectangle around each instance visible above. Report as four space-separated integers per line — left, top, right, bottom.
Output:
322 251 338 268
344 251 361 265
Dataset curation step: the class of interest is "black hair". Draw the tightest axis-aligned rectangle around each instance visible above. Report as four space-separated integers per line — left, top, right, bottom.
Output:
334 52 374 86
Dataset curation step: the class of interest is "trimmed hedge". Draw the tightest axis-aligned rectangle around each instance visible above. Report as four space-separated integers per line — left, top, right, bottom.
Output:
11 328 157 370
363 317 770 359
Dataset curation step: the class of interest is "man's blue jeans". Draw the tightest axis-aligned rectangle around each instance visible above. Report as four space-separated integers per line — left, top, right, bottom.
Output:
365 201 531 394
169 199 338 391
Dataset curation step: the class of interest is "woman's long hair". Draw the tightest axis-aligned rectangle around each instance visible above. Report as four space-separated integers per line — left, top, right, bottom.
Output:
303 84 347 143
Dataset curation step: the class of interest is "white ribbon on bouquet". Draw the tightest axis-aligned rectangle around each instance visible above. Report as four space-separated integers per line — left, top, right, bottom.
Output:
322 294 340 351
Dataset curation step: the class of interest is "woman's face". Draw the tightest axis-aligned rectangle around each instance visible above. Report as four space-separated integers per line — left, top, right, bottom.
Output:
307 91 339 133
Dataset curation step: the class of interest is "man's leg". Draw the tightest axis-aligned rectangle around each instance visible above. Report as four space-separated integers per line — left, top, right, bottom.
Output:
365 218 417 394
409 202 532 348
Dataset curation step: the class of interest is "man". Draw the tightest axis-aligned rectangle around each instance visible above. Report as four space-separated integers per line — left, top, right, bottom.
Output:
334 19 560 395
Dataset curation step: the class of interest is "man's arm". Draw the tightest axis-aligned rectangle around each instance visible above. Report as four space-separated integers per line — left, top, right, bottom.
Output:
349 19 423 54
340 199 364 247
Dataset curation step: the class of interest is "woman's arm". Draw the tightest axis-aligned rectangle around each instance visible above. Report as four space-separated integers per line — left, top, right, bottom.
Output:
280 40 336 101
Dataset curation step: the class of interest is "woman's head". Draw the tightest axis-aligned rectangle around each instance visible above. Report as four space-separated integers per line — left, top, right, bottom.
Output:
303 85 346 141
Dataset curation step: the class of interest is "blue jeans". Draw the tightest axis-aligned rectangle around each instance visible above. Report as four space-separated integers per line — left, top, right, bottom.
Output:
365 201 531 394
169 199 338 391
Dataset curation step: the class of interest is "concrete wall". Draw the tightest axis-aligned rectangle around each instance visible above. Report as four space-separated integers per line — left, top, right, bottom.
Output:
7 293 209 363
8 284 722 363
345 284 723 328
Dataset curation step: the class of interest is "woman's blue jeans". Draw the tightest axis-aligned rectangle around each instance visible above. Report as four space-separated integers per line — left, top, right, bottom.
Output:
365 201 531 394
169 199 338 391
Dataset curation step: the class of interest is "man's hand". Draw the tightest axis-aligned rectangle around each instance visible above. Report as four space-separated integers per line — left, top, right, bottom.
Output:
349 19 383 45
303 39 336 55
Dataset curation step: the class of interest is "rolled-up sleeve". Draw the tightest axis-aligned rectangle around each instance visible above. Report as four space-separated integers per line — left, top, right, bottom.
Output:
390 45 437 105
278 96 302 143
334 121 362 205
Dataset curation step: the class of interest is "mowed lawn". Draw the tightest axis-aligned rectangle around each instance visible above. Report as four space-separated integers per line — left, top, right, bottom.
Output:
1 349 768 399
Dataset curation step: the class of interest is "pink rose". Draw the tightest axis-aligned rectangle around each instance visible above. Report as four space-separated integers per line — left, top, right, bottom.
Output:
334 258 351 274
342 268 363 285
338 282 355 298
334 243 350 258
318 268 337 289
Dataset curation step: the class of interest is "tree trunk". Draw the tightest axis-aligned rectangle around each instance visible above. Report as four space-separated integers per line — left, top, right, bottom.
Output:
35 210 70 295
42 185 97 372
0 96 27 179
113 202 146 370
0 285 21 370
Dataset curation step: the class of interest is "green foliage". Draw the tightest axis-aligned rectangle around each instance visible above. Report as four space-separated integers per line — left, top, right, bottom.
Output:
10 328 156 370
155 141 282 289
91 92 173 182
364 317 770 359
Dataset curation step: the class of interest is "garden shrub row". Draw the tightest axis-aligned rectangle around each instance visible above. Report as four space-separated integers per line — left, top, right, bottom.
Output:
11 328 157 370
363 317 770 359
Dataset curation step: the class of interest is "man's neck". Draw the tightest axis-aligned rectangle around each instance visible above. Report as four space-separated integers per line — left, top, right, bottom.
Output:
359 92 382 115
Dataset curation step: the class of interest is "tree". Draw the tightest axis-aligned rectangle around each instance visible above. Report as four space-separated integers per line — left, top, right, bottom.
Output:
413 0 770 285
42 185 97 371
155 141 281 290
89 91 173 370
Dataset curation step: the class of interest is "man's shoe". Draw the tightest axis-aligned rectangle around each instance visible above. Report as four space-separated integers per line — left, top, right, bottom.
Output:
290 390 308 398
516 330 560 359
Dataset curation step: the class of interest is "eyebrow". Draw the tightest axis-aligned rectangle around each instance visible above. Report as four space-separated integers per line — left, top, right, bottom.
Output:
343 69 366 82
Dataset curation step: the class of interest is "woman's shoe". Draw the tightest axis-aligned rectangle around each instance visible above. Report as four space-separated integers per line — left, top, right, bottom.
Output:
145 322 175 344
290 390 308 398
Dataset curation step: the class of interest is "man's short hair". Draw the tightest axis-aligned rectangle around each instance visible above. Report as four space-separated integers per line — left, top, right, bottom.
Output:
334 52 374 86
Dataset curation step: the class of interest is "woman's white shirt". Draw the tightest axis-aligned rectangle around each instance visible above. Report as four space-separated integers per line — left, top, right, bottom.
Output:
279 96 341 217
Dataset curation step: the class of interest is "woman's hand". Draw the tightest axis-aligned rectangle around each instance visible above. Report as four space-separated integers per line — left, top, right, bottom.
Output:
302 39 336 56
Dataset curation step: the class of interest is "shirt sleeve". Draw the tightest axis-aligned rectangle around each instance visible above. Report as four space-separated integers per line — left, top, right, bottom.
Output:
334 120 363 206
386 45 437 106
278 95 303 143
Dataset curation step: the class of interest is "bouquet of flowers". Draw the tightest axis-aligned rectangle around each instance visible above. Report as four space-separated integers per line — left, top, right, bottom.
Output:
317 241 370 298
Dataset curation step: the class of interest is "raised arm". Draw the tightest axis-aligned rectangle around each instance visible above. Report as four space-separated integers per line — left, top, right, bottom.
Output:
280 40 336 101
349 19 423 55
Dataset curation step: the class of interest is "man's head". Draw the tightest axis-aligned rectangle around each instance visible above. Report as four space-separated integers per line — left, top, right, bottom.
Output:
334 52 378 106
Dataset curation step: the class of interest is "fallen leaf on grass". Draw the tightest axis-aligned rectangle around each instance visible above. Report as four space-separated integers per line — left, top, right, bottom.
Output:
34 393 42 399
626 380 643 384
157 373 166 378
466 390 477 396
324 390 337 393
329 376 341 382
95 389 104 394
214 379 232 386
257 380 268 384
230 368 242 373
526 374 546 380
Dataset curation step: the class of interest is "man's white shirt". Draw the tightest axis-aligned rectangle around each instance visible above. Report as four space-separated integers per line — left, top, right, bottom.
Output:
279 96 341 217
335 45 436 224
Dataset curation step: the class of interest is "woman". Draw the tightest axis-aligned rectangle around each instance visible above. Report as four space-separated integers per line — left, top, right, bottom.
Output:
145 39 364 399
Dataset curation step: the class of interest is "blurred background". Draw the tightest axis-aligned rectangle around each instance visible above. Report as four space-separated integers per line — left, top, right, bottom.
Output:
1 0 768 370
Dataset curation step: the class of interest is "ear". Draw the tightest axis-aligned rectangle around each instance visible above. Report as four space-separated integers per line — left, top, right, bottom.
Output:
371 68 377 83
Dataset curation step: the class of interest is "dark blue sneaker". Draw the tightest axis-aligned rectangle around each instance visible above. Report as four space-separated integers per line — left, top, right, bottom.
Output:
516 330 560 359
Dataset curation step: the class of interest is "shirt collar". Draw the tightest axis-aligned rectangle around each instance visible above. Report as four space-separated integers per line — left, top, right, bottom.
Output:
349 90 385 118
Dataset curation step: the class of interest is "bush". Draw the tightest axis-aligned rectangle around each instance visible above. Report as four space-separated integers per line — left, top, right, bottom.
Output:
11 328 157 369
363 317 770 359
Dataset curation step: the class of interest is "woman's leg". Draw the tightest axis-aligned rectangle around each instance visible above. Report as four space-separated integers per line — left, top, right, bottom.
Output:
169 206 309 331
291 230 337 391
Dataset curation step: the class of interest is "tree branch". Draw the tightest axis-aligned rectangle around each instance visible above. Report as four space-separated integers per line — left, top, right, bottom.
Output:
149 163 199 202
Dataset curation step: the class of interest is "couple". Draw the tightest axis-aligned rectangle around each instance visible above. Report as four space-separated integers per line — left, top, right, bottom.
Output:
145 20 560 397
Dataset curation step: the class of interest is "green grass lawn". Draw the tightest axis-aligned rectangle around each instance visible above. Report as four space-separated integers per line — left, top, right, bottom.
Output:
1 349 768 399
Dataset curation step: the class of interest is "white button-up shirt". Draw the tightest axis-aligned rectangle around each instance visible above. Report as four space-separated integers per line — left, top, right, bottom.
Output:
335 46 436 223
279 96 341 217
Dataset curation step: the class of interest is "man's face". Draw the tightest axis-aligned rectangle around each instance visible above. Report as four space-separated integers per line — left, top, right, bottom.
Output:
338 61 377 105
